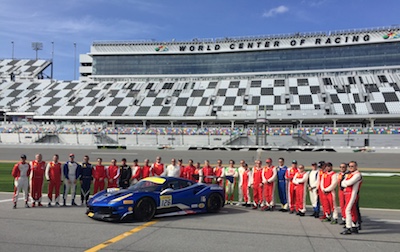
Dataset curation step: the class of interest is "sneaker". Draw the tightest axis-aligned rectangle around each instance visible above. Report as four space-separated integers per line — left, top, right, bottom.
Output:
55 202 60 207
289 210 295 214
331 219 338 224
71 200 77 206
322 218 331 222
31 202 36 208
252 204 258 209
298 212 305 217
48 202 52 207
13 204 17 209
25 203 30 208
340 229 352 235
351 227 359 234
38 202 43 207
269 206 275 211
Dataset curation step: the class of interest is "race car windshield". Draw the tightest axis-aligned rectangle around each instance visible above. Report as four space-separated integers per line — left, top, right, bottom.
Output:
128 180 161 191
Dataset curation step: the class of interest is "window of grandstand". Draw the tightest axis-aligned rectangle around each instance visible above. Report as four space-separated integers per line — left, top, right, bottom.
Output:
289 87 298 94
299 95 313 104
252 96 260 105
358 76 364 84
176 98 188 106
224 97 235 105
297 79 309 86
378 75 389 83
147 91 157 97
330 94 340 103
290 105 300 110
237 89 246 96
250 80 262 87
383 92 399 102
208 82 217 89
191 90 205 97
217 89 227 96
261 88 273 95
323 78 333 85
274 96 282 104
229 81 239 88
135 107 150 116
353 94 361 103
310 86 320 94
162 83 174 89
153 98 163 106
348 77 356 85
146 83 154 89
234 106 242 111
274 79 285 87
199 98 208 106
365 84 379 92
390 83 400 91
184 107 197 116
172 90 181 97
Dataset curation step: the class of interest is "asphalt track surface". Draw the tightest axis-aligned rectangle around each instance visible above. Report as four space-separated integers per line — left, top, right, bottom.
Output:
0 146 399 171
1 192 400 252
1 146 400 252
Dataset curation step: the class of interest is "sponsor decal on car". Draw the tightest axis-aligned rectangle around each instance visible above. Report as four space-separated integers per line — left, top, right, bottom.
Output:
199 203 205 209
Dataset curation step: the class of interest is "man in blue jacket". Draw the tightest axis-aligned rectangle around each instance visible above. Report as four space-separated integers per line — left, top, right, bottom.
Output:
79 155 93 206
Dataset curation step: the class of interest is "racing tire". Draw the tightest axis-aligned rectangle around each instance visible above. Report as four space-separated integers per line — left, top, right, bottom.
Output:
206 193 223 213
134 197 156 222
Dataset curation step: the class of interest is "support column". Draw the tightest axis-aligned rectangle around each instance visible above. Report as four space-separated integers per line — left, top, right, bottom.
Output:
230 120 235 129
369 119 375 128
332 119 337 127
142 120 146 128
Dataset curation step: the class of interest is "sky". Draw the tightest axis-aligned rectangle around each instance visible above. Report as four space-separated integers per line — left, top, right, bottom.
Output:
1 0 399 81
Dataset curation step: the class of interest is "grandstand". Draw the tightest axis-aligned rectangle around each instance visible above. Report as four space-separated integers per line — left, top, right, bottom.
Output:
1 26 400 148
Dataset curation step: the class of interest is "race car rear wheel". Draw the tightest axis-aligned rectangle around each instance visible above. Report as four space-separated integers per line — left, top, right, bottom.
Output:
134 197 156 222
206 193 223 213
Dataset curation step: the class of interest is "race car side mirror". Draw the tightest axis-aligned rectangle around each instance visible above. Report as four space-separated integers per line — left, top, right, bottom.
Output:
160 188 174 195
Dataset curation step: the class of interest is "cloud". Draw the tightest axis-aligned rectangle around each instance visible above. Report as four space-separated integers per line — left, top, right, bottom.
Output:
263 5 289 18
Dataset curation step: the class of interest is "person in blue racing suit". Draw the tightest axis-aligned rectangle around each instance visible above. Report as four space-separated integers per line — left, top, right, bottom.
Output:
276 157 288 212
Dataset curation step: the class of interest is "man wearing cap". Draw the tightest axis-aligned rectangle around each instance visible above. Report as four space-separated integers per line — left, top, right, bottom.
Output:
119 158 132 189
308 162 320 218
63 153 81 206
45 154 62 207
93 158 106 194
106 159 120 188
12 155 31 209
276 157 288 212
293 164 309 216
131 159 142 184
320 162 338 224
262 158 277 211
285 160 298 213
29 153 46 207
340 161 362 235
79 155 93 206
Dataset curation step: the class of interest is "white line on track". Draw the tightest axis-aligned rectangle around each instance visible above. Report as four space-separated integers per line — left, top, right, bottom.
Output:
90 152 138 155
372 219 400 223
0 197 22 203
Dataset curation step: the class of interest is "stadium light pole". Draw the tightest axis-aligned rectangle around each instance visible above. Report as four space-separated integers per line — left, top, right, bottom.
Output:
51 42 54 81
74 42 77 80
11 41 14 59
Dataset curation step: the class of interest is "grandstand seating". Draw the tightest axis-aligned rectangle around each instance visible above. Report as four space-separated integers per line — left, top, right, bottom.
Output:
1 60 400 121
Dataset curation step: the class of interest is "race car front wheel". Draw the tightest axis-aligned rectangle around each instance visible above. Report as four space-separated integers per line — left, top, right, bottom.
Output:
206 193 223 213
134 197 156 222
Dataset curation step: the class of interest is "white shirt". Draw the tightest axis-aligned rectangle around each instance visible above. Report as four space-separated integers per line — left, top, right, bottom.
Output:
163 164 181 177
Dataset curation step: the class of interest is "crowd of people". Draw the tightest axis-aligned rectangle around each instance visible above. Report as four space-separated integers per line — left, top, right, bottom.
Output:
11 154 362 235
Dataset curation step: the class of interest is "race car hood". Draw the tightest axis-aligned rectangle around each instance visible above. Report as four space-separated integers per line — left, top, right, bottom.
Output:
90 188 134 205
90 187 157 205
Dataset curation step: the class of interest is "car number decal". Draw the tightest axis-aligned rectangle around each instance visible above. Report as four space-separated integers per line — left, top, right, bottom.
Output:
160 195 172 207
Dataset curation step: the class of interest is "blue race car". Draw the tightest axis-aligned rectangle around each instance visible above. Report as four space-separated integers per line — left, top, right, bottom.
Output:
86 176 225 222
